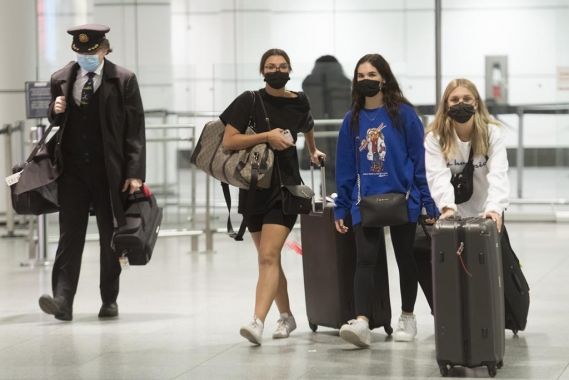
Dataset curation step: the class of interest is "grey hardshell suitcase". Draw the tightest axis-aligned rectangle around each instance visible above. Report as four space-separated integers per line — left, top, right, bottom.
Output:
432 217 505 377
300 162 392 334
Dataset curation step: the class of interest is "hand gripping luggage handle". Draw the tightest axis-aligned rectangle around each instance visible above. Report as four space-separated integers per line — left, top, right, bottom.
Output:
309 156 326 212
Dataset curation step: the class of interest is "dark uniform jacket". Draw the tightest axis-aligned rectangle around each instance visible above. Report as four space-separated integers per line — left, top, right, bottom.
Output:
47 59 146 226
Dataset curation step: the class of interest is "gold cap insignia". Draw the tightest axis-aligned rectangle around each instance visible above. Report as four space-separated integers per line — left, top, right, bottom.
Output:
79 33 89 43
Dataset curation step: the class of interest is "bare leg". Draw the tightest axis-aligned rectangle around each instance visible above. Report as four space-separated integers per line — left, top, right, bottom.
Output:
250 232 292 314
251 224 290 322
274 263 291 315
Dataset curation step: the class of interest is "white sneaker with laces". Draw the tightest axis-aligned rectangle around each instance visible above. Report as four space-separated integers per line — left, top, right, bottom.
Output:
273 313 297 339
339 319 371 348
240 317 264 345
393 313 417 342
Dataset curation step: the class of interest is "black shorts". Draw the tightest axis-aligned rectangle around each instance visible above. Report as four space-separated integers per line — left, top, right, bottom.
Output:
247 204 298 233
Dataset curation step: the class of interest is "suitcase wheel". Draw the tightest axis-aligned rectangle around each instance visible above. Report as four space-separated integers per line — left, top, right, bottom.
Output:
309 322 318 332
497 360 503 369
438 362 449 377
487 364 497 377
384 325 393 336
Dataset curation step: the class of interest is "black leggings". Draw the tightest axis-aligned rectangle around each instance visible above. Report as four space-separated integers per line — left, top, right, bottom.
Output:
353 222 418 317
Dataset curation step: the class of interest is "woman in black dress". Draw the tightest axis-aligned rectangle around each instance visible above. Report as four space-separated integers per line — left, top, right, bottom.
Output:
221 48 325 345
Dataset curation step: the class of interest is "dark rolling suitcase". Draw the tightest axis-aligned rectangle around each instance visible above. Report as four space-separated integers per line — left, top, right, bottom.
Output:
300 162 392 334
112 188 163 265
501 226 530 334
432 217 505 377
417 217 529 334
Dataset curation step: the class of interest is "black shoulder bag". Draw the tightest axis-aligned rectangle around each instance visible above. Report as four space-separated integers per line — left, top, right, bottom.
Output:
450 146 474 204
355 127 409 227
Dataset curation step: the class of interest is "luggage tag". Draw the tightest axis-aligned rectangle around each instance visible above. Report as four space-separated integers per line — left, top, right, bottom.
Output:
119 252 130 270
5 170 23 186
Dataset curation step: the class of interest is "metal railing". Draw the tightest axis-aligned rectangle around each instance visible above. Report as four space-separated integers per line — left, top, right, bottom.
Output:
3 104 568 260
0 122 24 237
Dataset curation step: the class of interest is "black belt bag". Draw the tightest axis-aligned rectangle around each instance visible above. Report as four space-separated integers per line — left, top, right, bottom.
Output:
359 192 409 227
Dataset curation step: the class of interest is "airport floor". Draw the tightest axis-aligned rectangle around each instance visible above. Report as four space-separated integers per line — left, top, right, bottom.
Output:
0 220 568 380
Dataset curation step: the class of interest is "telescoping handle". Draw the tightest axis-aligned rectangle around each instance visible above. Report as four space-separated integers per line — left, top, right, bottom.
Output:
309 156 326 212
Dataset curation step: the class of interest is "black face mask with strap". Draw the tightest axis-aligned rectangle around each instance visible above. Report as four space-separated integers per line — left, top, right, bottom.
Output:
264 71 290 89
354 79 383 97
448 102 475 123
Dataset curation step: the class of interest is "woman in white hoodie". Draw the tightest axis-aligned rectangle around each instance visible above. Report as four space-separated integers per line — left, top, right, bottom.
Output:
424 78 509 228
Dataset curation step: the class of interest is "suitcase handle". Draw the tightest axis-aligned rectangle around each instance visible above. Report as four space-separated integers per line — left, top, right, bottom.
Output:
309 156 326 212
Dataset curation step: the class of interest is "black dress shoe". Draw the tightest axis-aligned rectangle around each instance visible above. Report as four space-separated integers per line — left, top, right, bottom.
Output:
98 302 118 318
38 294 73 321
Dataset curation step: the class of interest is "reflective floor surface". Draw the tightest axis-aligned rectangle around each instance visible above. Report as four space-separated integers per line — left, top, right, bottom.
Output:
0 221 568 379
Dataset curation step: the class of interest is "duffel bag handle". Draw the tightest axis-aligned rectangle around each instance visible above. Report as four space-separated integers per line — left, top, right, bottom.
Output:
25 122 58 164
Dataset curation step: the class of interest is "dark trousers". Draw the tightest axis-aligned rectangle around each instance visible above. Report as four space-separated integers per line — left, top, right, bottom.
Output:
353 222 418 317
52 161 120 306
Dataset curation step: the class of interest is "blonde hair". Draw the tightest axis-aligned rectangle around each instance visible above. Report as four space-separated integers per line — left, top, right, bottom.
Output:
427 78 500 160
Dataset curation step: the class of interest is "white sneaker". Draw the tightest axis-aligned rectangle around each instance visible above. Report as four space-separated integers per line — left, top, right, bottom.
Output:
339 319 371 348
273 313 297 339
240 317 264 345
393 313 417 342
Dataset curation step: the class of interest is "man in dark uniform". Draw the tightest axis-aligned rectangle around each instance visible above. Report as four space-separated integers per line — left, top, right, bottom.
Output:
38 24 146 321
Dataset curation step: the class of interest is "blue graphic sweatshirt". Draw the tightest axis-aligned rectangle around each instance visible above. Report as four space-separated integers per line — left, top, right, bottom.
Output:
334 104 437 225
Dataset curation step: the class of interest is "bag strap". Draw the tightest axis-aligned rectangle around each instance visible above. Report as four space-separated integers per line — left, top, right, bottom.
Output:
224 91 266 241
467 145 474 164
261 98 286 187
25 123 56 163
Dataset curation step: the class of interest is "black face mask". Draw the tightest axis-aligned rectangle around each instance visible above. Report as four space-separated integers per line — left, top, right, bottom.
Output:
354 79 383 97
264 71 290 89
447 102 476 123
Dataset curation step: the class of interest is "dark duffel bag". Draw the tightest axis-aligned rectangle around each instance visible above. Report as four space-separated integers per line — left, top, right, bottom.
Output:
112 187 163 265
501 226 530 334
8 124 60 215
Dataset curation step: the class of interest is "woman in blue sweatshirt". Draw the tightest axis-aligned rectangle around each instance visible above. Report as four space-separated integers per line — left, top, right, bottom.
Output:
335 54 437 347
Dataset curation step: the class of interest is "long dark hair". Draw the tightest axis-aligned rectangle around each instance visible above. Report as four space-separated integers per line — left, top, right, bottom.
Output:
350 54 412 132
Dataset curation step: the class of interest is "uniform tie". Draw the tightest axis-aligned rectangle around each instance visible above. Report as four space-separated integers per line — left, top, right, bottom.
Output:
80 72 96 106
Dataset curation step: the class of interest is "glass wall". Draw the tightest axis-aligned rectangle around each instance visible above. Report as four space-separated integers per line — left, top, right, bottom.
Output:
3 0 569 249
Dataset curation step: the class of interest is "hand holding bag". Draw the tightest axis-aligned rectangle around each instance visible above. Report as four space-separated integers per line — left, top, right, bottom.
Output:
112 185 163 265
7 124 60 215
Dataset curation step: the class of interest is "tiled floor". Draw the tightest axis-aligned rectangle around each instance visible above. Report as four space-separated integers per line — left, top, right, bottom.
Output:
0 220 568 379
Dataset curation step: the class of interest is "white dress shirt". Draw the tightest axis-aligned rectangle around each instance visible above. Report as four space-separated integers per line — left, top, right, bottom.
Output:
424 123 510 217
72 60 104 106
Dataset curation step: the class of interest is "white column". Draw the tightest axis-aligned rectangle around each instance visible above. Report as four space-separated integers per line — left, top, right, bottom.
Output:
93 0 172 111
